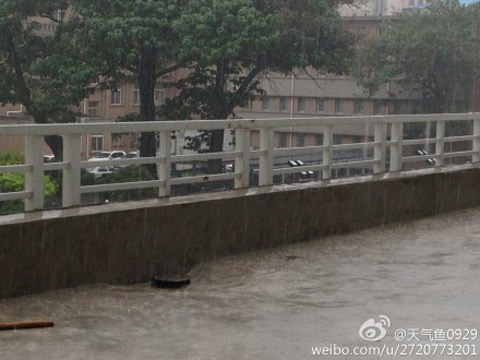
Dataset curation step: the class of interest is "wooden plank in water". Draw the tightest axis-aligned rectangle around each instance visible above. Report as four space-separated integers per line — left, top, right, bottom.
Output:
0 321 54 331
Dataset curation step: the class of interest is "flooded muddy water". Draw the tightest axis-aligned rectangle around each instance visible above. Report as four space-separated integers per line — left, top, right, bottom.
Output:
1 207 480 359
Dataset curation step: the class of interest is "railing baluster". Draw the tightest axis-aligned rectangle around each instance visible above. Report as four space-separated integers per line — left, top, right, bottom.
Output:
158 130 171 197
259 127 274 186
62 134 82 208
373 123 386 174
235 128 251 189
435 120 445 167
24 135 44 211
389 122 403 172
322 125 333 180
473 119 480 163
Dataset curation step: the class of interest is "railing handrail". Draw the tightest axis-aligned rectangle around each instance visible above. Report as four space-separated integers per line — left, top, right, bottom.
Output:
1 113 480 135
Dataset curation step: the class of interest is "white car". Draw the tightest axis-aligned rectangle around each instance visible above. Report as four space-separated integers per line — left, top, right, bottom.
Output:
86 166 120 178
122 151 139 159
88 151 126 161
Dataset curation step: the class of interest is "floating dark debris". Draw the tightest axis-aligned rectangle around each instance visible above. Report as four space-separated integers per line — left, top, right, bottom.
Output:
151 275 191 289
0 320 54 331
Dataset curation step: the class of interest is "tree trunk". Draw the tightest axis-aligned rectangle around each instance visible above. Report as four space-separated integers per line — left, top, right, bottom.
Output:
44 135 63 160
138 46 158 178
32 112 63 160
207 129 225 174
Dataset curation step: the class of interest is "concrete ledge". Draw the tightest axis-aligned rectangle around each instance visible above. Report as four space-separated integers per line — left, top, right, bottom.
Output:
1 166 480 299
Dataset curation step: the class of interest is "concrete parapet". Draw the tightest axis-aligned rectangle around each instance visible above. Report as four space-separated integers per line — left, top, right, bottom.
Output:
1 166 479 298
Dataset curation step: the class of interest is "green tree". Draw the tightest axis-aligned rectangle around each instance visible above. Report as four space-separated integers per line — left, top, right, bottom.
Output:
162 0 354 171
70 0 186 170
356 0 480 113
0 0 99 158
0 151 57 215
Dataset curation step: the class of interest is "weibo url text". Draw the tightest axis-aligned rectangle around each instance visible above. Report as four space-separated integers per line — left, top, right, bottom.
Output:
311 343 478 357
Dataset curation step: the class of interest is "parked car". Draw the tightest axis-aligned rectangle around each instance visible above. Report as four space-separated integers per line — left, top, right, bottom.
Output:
416 149 436 166
223 163 234 172
86 166 120 178
116 151 139 168
88 151 126 161
122 151 139 159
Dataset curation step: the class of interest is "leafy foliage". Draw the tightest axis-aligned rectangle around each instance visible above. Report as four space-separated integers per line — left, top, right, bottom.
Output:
0 0 105 157
165 0 353 120
0 151 57 214
70 0 186 163
94 165 157 202
0 1 97 120
162 0 354 157
356 0 480 113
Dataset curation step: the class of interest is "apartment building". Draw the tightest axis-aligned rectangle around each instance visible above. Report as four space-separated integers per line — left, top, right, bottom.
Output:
234 15 418 151
76 76 174 157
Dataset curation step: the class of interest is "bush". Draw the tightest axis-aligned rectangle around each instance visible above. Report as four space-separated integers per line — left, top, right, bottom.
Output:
0 151 58 215
94 165 157 203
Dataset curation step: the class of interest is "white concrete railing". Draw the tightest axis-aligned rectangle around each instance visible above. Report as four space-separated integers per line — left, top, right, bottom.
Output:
1 113 480 212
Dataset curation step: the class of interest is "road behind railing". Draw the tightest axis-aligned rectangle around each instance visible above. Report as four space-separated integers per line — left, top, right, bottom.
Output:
1 113 480 212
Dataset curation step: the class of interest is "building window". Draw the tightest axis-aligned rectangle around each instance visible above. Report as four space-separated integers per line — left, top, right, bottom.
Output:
111 133 123 146
315 135 323 146
155 88 166 106
52 10 63 22
133 89 141 105
91 134 104 151
317 98 325 113
335 98 345 114
87 101 98 117
280 97 288 112
279 133 288 148
296 133 305 147
354 100 363 114
111 89 122 105
298 97 306 113
262 96 270 111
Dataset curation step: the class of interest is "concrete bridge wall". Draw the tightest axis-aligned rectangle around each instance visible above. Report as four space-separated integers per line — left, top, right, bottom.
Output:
1 167 479 298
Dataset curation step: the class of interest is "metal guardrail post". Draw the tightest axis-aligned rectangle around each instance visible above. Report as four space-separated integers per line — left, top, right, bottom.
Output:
235 128 251 189
435 121 445 167
259 127 274 186
62 134 82 207
373 123 386 174
322 125 333 180
24 135 44 211
473 119 480 163
389 122 403 172
158 131 171 196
